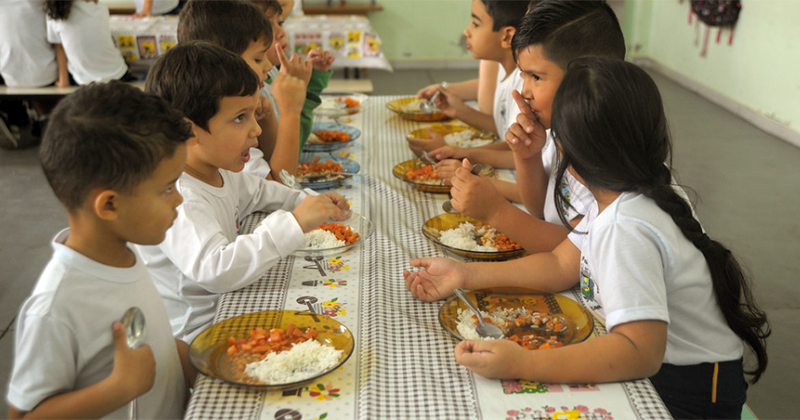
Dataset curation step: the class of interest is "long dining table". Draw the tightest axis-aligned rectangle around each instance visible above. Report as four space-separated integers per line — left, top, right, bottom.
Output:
183 96 673 420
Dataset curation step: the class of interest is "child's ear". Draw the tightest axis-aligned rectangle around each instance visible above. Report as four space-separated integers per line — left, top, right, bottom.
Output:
185 117 200 146
92 189 119 221
501 26 517 49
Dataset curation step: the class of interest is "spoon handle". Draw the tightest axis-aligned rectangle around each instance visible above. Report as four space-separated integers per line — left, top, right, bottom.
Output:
129 398 137 420
454 288 485 324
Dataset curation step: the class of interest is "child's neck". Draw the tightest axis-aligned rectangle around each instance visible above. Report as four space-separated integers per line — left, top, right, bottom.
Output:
497 53 518 80
592 188 623 214
65 214 136 268
184 158 224 187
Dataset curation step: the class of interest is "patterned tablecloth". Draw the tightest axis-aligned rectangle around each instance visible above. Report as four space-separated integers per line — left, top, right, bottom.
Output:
184 96 672 420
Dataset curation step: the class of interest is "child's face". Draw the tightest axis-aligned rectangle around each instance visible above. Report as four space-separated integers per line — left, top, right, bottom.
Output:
516 44 565 129
265 8 288 65
192 94 262 173
278 0 294 20
463 0 505 61
241 37 273 84
115 144 187 245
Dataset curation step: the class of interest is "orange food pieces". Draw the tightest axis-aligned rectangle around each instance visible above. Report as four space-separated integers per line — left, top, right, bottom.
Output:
297 159 344 177
506 333 564 350
406 164 440 183
337 97 360 108
473 221 522 251
314 130 350 143
318 222 360 245
226 324 320 360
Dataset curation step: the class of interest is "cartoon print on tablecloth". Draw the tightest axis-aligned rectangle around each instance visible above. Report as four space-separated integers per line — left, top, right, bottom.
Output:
136 36 157 59
116 35 135 48
307 383 341 401
503 405 613 420
502 380 599 394
302 278 347 287
327 256 350 272
319 298 346 317
274 408 302 420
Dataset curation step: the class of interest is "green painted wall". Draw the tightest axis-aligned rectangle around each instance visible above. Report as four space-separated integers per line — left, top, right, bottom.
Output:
624 0 800 134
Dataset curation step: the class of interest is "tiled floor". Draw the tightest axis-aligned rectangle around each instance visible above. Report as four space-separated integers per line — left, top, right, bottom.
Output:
1 68 798 419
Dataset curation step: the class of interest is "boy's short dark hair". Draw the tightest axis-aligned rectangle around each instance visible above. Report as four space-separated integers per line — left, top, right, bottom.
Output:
250 0 282 15
40 81 192 212
511 0 626 70
480 0 529 31
146 41 261 131
178 0 272 55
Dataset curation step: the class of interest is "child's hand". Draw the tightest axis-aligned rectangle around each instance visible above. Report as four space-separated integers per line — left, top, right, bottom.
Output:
435 159 460 184
321 192 350 216
505 90 547 159
417 83 440 100
255 96 273 121
276 44 312 85
404 257 468 302
407 128 447 156
432 85 466 119
454 339 528 379
271 72 306 115
292 194 345 232
109 321 156 401
430 145 464 161
450 158 503 221
307 48 335 72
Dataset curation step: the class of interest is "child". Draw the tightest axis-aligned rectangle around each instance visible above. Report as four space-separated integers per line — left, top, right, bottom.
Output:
44 0 136 87
177 0 304 181
133 0 181 18
405 57 770 420
6 81 195 419
0 0 57 88
439 0 625 253
415 60 498 125
138 41 349 342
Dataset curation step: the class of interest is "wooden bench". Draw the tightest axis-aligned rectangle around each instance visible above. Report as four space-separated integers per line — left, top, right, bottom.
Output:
0 81 146 101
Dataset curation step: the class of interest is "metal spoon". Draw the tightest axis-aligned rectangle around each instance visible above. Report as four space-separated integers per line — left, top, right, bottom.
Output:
121 307 146 420
420 150 437 166
420 82 448 114
279 169 303 190
442 164 483 214
453 288 504 339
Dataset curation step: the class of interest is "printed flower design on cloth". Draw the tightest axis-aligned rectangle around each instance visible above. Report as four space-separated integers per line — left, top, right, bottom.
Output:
502 406 612 420
312 413 328 420
501 379 550 394
322 278 348 287
307 383 341 401
326 257 350 272
321 298 347 317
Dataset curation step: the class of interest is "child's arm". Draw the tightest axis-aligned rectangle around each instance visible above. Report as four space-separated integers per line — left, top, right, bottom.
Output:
8 322 155 420
418 79 479 101
255 96 278 164
506 90 551 219
53 44 69 88
477 60 499 114
433 86 499 135
133 0 154 18
175 339 197 406
266 48 307 182
432 147 515 170
301 49 333 150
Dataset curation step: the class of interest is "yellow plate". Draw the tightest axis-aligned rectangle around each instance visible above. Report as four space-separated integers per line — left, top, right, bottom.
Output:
407 123 496 147
189 310 354 390
386 97 450 122
391 158 494 194
421 213 525 261
438 287 594 344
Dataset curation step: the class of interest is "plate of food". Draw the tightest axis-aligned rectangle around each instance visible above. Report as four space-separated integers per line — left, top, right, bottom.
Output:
422 213 524 261
386 97 449 122
304 122 361 152
439 287 594 349
296 153 360 190
408 123 497 148
314 92 369 117
391 158 494 194
294 212 375 257
189 310 354 390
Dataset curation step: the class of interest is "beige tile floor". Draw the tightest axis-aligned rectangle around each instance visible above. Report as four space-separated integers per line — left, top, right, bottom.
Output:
1 68 798 419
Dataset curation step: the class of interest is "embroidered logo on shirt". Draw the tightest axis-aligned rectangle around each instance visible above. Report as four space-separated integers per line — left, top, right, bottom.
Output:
561 182 572 202
579 255 601 312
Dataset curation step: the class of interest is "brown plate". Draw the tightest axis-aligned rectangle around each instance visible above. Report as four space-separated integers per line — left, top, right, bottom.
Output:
391 158 494 194
408 123 496 148
421 213 525 261
189 310 354 390
386 97 449 122
438 287 594 344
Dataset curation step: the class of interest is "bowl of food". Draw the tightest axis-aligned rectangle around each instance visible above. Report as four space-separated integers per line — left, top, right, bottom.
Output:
408 123 497 148
296 153 360 190
421 213 524 261
294 212 375 257
314 93 369 117
304 122 360 152
438 287 594 348
386 97 449 122
189 310 354 390
392 158 494 194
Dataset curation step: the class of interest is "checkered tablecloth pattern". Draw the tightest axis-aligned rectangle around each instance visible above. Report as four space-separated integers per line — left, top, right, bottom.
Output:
184 96 672 420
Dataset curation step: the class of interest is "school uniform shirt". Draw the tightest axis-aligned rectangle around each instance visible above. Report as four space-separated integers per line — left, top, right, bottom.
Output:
134 0 179 15
541 129 595 223
568 192 744 365
46 1 128 85
137 170 308 342
0 0 57 87
7 229 185 419
493 65 523 138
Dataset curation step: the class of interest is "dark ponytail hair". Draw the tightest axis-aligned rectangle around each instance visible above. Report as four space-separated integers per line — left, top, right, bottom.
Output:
44 0 73 20
552 56 770 383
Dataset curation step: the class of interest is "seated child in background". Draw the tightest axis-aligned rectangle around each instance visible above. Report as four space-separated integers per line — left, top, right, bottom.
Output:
177 0 305 181
44 0 136 87
415 60 499 116
7 81 195 419
133 0 181 18
251 0 336 153
138 41 349 342
405 57 770 420
444 0 624 253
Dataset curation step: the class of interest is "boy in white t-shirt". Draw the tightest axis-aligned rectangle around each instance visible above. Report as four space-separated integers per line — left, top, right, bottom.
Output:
139 42 349 342
6 82 195 419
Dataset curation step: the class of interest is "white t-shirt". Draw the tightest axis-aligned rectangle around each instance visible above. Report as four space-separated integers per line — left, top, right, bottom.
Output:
46 1 128 85
541 129 594 223
568 192 743 365
137 170 308 342
493 65 523 137
0 0 57 87
134 0 180 15
7 229 185 419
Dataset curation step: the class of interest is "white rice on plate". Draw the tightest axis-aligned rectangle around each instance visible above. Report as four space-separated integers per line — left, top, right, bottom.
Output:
243 339 343 384
303 229 346 249
438 222 500 252
399 99 423 113
444 130 494 148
